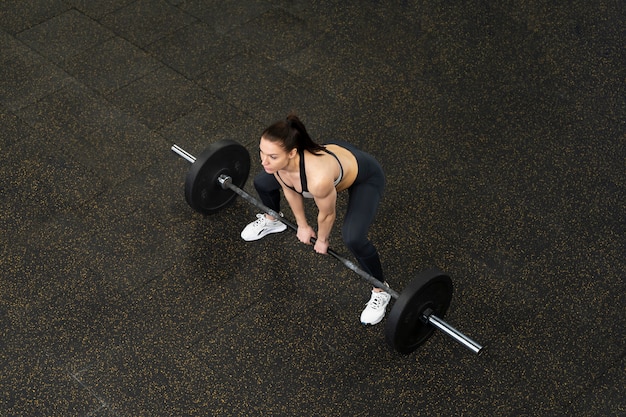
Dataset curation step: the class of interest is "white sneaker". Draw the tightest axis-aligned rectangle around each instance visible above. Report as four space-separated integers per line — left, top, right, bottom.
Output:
241 213 287 241
360 289 391 325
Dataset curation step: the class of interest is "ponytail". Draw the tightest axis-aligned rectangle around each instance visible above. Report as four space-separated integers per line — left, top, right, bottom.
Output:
262 114 325 154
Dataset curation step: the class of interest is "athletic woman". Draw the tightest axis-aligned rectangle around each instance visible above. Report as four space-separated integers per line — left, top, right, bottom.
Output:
241 114 390 325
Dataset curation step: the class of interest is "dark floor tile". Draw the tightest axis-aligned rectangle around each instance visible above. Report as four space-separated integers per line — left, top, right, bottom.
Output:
72 338 222 416
100 0 197 48
191 297 370 416
158 99 263 152
61 36 163 95
146 21 244 80
196 52 343 124
179 0 274 34
106 66 209 130
16 9 115 64
0 343 105 416
567 355 626 416
73 0 135 20
0 105 35 148
0 134 106 236
14 80 164 184
21 205 180 297
227 7 322 61
0 0 71 34
0 0 623 415
0 31 72 111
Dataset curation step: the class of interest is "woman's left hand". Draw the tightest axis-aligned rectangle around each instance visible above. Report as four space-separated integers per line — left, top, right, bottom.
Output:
314 238 329 254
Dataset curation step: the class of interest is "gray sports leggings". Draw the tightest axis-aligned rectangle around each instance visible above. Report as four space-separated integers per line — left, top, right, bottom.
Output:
253 141 386 282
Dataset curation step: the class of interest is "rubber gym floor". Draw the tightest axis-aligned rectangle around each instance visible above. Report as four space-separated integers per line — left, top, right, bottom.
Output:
1 1 624 416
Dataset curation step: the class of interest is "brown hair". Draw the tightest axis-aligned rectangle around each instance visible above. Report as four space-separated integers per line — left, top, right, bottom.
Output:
261 114 325 154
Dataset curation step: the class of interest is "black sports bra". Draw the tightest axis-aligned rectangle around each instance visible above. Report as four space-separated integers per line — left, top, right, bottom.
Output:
276 147 344 198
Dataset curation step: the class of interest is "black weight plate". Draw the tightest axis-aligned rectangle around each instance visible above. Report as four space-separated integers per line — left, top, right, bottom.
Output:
385 269 453 354
184 139 250 214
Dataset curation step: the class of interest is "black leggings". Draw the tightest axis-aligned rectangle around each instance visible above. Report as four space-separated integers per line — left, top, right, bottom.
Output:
253 141 386 283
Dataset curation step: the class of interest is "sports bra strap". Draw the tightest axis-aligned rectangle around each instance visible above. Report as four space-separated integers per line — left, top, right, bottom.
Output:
276 147 344 198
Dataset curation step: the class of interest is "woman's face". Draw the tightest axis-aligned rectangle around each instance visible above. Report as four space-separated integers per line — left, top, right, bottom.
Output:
259 136 295 174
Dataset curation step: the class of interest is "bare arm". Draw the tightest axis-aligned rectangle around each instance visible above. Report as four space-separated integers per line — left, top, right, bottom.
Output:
278 176 318 245
311 180 337 254
313 186 337 243
282 184 307 227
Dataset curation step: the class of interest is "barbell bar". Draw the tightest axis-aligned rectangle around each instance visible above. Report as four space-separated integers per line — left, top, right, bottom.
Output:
171 140 483 355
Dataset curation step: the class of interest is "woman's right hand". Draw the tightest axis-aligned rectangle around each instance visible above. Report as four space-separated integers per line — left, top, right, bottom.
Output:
296 225 316 245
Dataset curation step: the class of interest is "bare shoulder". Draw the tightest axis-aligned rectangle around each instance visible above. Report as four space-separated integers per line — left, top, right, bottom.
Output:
305 152 336 197
323 144 358 191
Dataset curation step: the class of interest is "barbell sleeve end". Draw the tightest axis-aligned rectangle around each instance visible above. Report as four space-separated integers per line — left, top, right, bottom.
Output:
424 309 484 355
171 144 197 164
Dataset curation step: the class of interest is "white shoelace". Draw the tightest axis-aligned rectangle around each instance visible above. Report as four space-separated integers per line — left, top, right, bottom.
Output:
252 213 267 226
366 292 389 310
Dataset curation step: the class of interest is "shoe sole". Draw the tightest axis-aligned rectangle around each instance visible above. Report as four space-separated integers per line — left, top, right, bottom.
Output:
360 316 384 326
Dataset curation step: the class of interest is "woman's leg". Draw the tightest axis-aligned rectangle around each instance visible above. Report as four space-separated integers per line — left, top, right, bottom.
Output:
341 182 384 281
253 171 281 212
342 179 390 325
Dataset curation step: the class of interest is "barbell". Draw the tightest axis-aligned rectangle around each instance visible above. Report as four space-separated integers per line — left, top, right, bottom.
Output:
171 139 483 355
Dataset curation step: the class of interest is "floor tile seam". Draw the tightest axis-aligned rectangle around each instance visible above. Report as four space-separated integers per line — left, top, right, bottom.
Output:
7 65 158 137
1 245 178 329
0 185 107 251
94 1 201 50
15 8 121 64
78 3 135 22
117 255 260 321
206 3 302 38
471 229 626 274
49 18 201 96
16 273 216 388
2 60 75 113
84 18 220 92
10 6 77 37
141 69 235 126
44 335 215 416
98 59 219 129
67 369 113 414
100 232 193 299
454 245 621 294
526 364 626 414
57 38 168 96
122 263 176 301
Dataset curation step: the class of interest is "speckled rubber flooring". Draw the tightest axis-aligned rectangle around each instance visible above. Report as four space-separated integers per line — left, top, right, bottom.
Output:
1 1 624 416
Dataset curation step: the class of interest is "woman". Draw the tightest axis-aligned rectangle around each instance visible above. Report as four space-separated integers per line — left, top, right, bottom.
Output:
241 114 390 325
